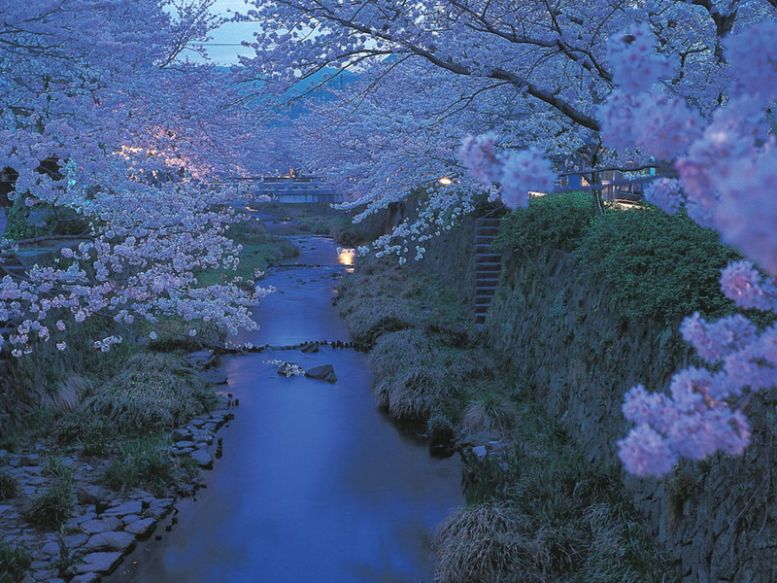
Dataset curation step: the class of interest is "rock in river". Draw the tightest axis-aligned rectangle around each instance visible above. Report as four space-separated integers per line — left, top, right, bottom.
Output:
305 364 337 384
277 362 304 377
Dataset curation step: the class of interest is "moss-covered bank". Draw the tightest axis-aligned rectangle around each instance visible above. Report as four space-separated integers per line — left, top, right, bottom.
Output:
336 251 672 582
360 192 776 582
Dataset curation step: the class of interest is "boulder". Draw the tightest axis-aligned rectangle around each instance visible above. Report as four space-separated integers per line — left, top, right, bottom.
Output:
305 364 337 383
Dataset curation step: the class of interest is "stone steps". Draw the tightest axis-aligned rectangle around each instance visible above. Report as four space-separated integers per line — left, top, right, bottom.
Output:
472 216 503 325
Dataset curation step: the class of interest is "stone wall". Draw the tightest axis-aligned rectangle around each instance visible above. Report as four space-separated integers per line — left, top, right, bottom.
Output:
415 217 777 582
484 249 777 582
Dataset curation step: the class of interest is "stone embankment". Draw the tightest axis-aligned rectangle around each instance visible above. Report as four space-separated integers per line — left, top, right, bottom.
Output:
0 351 235 582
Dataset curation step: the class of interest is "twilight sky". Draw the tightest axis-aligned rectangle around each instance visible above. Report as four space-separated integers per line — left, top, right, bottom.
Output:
193 0 258 64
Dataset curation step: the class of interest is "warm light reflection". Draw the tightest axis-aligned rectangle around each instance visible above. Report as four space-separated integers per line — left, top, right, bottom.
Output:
338 248 356 267
439 176 453 186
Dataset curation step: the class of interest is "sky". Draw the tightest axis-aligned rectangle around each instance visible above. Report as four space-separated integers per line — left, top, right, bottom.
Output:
190 0 258 65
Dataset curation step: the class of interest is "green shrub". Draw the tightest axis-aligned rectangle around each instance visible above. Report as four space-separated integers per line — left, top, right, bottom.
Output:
427 414 455 446
0 542 32 583
576 208 739 324
0 472 18 500
43 457 74 482
23 480 73 529
104 437 176 495
64 353 215 436
495 192 594 254
434 504 539 583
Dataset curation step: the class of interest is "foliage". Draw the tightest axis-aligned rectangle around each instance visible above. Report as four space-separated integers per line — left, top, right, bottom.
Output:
460 395 518 436
60 353 215 437
576 208 739 324
0 1 269 357
256 203 371 245
43 457 75 482
337 257 471 348
104 437 177 495
0 542 32 583
22 479 74 529
0 472 18 501
449 400 669 582
495 192 594 255
196 216 299 288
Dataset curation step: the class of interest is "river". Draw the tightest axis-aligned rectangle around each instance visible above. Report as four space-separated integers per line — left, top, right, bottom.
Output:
108 229 463 582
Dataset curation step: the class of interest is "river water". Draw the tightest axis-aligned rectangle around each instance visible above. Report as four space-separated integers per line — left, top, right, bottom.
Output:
109 232 463 582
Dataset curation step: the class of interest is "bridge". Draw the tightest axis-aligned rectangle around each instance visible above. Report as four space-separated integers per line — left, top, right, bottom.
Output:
234 175 343 204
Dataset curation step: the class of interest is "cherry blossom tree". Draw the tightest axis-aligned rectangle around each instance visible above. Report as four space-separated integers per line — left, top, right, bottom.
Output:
238 0 772 258
237 0 776 474
599 20 777 477
0 1 268 356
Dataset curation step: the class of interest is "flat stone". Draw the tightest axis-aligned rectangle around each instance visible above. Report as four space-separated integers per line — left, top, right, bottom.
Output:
146 498 174 518
103 500 142 517
77 485 111 506
80 516 122 535
190 450 213 469
124 517 156 538
121 514 141 526
84 531 136 553
41 541 61 555
174 441 196 449
199 369 228 385
72 551 123 575
172 428 192 441
64 533 88 547
305 364 337 383
472 445 488 460
31 559 51 569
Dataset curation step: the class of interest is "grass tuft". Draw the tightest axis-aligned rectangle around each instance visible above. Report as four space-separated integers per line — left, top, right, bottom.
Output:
22 479 73 529
59 352 215 437
103 437 177 495
0 472 18 501
0 541 32 583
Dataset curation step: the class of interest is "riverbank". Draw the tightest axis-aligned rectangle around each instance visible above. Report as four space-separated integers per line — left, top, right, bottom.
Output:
105 232 461 583
336 252 673 582
0 214 297 582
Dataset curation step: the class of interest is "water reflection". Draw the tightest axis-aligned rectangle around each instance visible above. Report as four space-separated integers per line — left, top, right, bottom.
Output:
338 247 356 268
